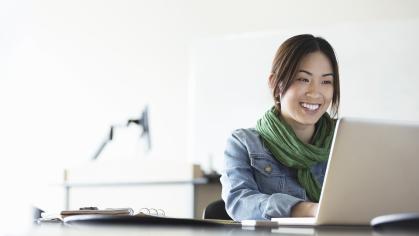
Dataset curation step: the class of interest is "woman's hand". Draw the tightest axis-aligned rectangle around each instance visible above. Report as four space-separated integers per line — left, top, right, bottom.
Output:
290 201 318 217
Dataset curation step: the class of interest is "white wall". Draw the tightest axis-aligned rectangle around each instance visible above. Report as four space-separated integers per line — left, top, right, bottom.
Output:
1 0 418 228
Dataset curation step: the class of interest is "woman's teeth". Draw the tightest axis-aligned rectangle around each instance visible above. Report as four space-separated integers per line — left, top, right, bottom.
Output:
301 102 320 111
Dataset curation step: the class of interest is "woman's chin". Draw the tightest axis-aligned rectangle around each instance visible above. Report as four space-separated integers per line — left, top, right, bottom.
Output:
296 113 323 125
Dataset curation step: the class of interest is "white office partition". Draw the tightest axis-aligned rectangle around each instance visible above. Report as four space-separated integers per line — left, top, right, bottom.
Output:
188 19 419 173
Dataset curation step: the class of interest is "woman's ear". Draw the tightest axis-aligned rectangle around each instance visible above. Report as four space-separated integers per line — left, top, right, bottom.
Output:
269 73 282 103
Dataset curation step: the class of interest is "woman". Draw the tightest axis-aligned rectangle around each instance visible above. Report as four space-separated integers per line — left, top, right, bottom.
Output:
220 34 340 221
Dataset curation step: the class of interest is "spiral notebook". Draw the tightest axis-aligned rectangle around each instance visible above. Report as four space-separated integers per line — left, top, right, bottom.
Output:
61 208 135 218
38 207 166 224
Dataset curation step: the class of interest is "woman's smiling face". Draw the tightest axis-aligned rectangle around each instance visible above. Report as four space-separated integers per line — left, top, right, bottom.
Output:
280 51 334 127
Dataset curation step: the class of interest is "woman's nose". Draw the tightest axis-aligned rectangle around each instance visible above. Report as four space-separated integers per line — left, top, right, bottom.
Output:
306 83 321 98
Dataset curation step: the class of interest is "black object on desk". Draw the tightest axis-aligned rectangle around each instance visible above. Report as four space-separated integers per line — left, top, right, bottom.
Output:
371 213 419 231
33 206 45 221
203 199 232 220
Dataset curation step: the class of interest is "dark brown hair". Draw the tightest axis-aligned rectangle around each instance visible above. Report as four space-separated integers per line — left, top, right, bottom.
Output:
269 34 340 117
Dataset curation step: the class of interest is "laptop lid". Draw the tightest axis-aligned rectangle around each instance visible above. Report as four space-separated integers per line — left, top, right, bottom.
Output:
316 117 419 225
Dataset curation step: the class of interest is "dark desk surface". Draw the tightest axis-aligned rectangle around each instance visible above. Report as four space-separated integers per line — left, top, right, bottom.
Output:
29 224 418 236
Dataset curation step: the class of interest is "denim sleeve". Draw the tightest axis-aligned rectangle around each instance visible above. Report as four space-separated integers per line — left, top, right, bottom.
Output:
220 131 304 221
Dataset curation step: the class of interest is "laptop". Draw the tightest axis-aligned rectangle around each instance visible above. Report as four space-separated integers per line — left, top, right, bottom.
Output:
271 117 419 226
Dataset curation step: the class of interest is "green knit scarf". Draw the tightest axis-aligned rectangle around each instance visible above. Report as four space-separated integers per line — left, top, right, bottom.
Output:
255 107 336 202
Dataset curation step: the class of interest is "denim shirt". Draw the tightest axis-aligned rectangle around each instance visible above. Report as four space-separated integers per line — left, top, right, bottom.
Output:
220 128 327 221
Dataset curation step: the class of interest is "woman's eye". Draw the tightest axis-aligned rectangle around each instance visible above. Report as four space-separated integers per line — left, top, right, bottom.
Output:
322 80 333 85
297 78 309 83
